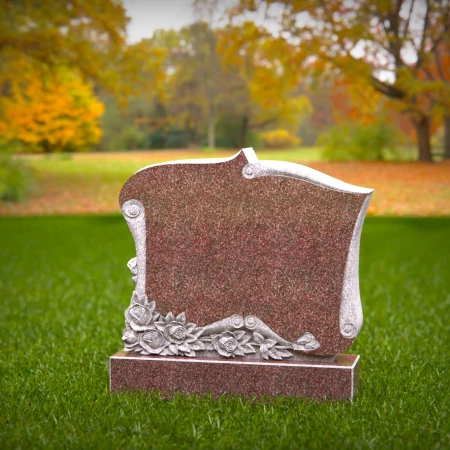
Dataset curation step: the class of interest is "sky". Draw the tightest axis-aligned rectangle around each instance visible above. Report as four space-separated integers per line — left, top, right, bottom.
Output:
123 0 196 43
123 0 277 43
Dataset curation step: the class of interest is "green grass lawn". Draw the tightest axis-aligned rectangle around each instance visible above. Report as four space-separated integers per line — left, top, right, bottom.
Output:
1 216 449 449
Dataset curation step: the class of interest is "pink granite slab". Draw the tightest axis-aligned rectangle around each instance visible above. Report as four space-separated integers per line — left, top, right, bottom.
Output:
119 150 370 356
110 351 359 400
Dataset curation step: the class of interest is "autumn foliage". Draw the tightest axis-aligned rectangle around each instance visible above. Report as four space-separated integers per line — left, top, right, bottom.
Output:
0 68 104 152
262 129 301 149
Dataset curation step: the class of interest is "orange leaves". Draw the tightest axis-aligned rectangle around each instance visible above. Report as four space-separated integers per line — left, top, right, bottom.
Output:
330 76 384 125
0 66 104 152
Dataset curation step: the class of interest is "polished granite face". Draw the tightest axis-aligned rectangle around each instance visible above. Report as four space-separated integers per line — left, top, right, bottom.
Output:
110 351 360 400
119 151 369 357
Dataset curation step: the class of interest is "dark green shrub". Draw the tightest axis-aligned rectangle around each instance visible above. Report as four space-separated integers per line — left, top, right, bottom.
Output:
164 128 185 148
319 122 400 161
116 126 146 150
148 129 166 149
0 155 34 202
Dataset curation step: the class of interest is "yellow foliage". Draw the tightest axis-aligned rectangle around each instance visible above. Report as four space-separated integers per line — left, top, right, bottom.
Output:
0 67 104 152
261 129 301 149
217 22 311 132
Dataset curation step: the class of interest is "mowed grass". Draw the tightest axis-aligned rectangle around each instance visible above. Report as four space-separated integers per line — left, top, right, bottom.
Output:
0 216 449 449
2 147 449 217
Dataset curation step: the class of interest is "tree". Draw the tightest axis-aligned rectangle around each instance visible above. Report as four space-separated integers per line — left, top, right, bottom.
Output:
419 38 450 158
122 21 310 149
0 0 128 92
217 21 311 147
170 23 221 148
230 0 450 161
0 64 104 152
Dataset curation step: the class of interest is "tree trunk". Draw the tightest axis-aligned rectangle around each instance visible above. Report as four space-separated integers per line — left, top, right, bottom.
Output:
184 118 191 148
239 116 249 148
207 102 215 148
444 115 450 160
414 116 433 162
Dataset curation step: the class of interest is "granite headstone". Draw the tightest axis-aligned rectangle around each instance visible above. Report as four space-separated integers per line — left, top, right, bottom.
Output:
110 148 373 399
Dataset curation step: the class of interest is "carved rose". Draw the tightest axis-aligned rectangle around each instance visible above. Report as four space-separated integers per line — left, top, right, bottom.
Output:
125 296 158 331
153 312 205 356
122 289 320 360
164 321 188 344
212 330 253 358
139 329 168 354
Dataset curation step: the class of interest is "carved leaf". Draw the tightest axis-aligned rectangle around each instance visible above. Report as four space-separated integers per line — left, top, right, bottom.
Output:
178 343 191 353
265 339 277 349
268 349 283 360
234 330 246 340
176 312 186 323
185 323 196 334
275 348 293 358
253 332 265 344
187 328 204 341
191 341 206 351
166 312 175 322
242 343 256 354
169 344 179 355
131 291 139 305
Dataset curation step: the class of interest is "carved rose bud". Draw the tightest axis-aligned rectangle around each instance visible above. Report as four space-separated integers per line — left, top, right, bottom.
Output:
139 329 167 354
212 330 252 358
293 332 320 351
122 329 139 350
127 257 138 283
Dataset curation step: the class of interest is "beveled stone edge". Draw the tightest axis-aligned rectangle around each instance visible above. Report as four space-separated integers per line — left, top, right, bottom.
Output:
110 351 359 370
109 353 360 400
134 148 373 196
135 147 257 173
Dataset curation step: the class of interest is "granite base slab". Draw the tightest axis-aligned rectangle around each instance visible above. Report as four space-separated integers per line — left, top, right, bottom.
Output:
110 351 359 400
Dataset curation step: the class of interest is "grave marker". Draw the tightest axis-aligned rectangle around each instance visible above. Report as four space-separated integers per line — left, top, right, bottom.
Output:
110 148 372 399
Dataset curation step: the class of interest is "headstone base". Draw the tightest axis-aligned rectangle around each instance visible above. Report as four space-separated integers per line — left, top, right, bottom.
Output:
110 351 359 400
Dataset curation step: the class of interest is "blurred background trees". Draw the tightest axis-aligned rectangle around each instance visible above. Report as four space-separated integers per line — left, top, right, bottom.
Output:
0 0 449 162
229 0 450 161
